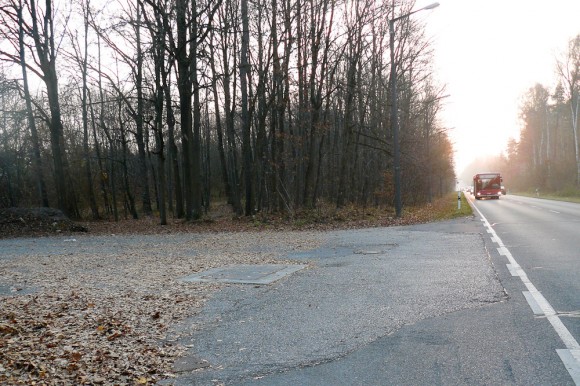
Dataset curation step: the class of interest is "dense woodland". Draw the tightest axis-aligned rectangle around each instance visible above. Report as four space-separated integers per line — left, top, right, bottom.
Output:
462 35 580 195
0 0 455 223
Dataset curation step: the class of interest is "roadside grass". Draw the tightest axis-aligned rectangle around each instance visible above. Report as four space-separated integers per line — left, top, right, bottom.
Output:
268 191 475 230
405 191 473 223
510 189 580 203
431 191 473 219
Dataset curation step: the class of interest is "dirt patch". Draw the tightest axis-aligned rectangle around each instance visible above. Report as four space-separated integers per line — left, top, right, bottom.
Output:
0 208 88 238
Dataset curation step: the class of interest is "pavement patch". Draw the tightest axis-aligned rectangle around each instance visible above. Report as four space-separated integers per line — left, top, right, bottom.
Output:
179 264 307 285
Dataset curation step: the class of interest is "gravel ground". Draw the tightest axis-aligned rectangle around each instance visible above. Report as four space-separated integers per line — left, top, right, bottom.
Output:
0 230 323 385
1 199 465 384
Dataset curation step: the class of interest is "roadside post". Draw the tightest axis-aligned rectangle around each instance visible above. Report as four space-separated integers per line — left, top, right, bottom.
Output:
456 180 461 210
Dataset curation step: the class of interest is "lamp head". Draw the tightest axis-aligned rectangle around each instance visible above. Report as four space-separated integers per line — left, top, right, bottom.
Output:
423 2 440 10
423 3 439 9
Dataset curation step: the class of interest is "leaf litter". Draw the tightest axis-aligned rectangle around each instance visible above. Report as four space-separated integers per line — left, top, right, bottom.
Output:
0 227 322 385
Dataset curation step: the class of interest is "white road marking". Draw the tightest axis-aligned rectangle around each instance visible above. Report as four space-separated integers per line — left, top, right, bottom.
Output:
557 350 580 385
471 203 580 383
523 291 545 315
506 264 519 277
550 210 561 214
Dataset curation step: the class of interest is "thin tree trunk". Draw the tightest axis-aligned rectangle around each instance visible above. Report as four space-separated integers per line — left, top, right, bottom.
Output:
163 68 183 218
191 5 202 219
240 0 253 215
572 97 580 186
88 90 110 215
219 2 242 215
81 7 100 219
135 4 153 215
120 117 138 219
97 35 119 221
209 33 233 209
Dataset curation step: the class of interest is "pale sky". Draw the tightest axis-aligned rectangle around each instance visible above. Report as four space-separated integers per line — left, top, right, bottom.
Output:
415 0 580 175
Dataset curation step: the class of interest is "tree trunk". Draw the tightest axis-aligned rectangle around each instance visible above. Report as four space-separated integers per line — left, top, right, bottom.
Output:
150 1 167 225
97 35 119 221
240 0 253 215
176 0 194 220
81 7 100 219
219 2 242 215
17 0 48 208
191 5 202 219
135 4 153 215
208 31 233 208
30 0 76 216
163 69 183 218
572 97 580 186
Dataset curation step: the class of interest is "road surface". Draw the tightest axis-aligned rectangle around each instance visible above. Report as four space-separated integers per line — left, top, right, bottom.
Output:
170 194 580 385
470 193 580 384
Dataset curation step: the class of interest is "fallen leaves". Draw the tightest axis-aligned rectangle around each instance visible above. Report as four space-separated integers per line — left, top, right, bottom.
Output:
0 228 323 384
1 290 188 384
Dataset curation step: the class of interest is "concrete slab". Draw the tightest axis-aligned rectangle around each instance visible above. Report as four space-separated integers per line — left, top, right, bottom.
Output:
179 264 307 285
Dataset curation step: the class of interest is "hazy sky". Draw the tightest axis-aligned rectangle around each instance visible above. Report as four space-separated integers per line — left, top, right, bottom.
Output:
414 0 580 175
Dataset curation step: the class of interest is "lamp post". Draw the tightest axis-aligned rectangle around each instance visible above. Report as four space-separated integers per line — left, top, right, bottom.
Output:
389 2 439 217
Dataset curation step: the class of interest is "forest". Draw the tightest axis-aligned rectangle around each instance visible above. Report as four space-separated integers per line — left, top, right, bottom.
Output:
0 0 455 224
461 35 580 196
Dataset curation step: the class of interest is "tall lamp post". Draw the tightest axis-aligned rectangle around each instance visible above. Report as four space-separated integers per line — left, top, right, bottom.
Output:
389 2 439 217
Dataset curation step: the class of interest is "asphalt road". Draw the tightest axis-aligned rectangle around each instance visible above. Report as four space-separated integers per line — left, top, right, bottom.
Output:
170 197 580 385
470 193 580 383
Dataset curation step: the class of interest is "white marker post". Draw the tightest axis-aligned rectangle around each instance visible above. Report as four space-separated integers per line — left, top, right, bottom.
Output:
456 180 461 210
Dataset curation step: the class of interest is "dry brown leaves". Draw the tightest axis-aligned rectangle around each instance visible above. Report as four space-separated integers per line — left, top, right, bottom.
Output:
0 228 322 385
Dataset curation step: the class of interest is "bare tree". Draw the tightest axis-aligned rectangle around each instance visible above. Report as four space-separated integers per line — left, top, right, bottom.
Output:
26 0 77 216
68 0 100 219
557 35 580 186
140 0 167 224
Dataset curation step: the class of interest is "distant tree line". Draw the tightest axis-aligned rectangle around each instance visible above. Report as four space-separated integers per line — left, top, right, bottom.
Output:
0 0 454 223
485 35 580 193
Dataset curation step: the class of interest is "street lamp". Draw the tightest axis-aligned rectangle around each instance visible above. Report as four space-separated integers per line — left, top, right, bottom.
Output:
389 2 439 217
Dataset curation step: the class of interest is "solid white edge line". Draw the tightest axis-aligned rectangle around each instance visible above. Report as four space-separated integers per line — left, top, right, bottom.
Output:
470 199 580 383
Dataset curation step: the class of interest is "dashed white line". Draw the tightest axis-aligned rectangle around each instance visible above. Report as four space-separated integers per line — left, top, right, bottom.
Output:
558 350 580 385
550 210 561 214
471 203 580 384
522 291 544 315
